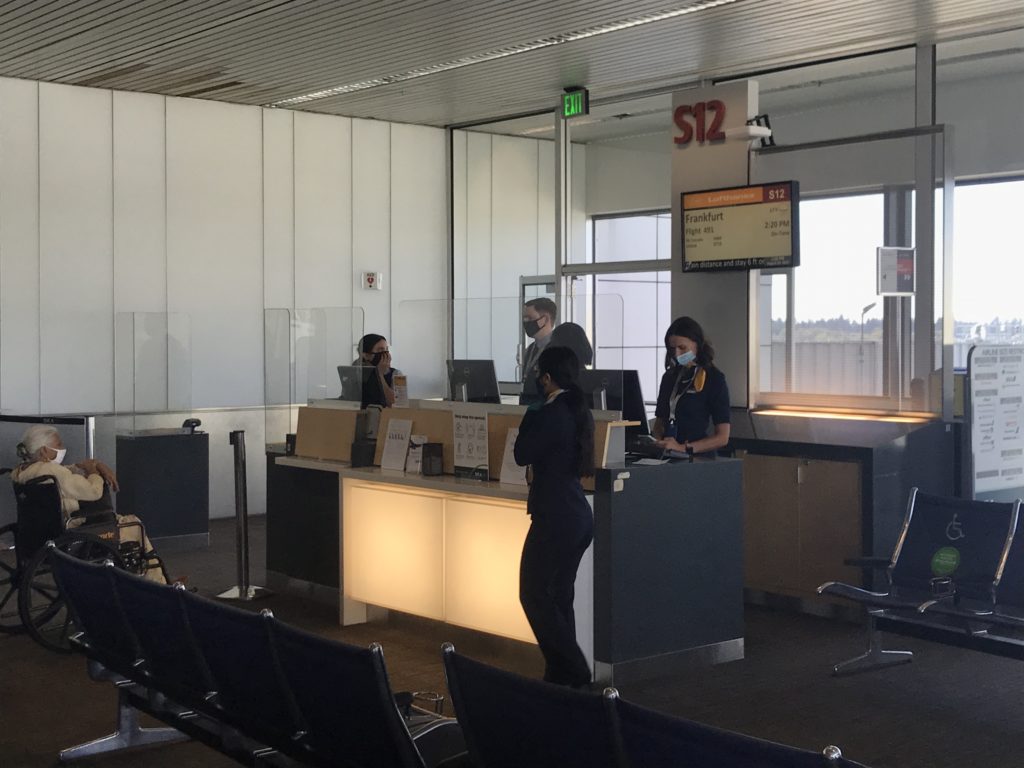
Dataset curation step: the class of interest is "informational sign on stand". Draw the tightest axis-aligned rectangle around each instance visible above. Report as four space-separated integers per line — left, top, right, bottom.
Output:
968 345 1024 501
380 418 413 472
499 428 528 486
453 410 489 481
877 247 916 296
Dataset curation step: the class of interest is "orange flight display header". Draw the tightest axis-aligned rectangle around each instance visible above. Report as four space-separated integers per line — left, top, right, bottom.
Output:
683 183 791 210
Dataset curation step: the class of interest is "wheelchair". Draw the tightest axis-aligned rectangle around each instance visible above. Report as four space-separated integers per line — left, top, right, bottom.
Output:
0 470 170 653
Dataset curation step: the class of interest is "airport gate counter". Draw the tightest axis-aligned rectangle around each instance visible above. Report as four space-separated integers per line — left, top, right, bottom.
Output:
727 407 956 600
266 399 744 684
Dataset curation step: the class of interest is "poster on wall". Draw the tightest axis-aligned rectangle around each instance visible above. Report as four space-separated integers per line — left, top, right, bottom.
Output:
968 345 1024 500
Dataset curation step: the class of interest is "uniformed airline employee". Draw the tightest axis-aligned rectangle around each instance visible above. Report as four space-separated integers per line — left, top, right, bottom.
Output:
514 345 594 688
653 316 731 456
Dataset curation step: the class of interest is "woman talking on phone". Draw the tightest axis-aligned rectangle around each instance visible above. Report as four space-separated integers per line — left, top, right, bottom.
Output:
653 316 731 456
354 333 400 408
514 345 594 688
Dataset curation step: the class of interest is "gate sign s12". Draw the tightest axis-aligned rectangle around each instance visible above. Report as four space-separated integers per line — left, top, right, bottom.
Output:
681 181 800 272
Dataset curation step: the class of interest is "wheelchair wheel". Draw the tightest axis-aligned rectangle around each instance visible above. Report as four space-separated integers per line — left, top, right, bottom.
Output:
18 532 122 653
0 523 21 634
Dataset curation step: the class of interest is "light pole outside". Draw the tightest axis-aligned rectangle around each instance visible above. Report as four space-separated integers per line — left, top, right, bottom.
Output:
860 302 877 394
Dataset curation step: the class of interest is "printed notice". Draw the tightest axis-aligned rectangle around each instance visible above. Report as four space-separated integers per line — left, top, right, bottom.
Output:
499 428 528 486
969 345 1024 495
392 374 409 408
380 418 413 472
453 410 489 481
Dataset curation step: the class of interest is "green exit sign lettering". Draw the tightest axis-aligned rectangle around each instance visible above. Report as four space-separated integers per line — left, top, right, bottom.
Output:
561 88 589 119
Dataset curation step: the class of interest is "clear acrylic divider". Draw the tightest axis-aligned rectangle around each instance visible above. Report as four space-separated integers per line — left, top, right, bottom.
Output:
395 297 526 403
264 308 294 447
263 307 365 447
113 312 193 435
395 296 632 416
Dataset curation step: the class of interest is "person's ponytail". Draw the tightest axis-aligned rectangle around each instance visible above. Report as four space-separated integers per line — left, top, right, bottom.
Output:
562 383 595 478
537 345 594 478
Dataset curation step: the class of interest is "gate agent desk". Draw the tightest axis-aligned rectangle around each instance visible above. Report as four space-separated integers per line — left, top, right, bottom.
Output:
268 406 744 685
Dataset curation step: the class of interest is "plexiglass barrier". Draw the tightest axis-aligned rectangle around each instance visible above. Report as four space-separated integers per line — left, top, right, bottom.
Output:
393 296 638 417
113 312 193 434
263 307 365 445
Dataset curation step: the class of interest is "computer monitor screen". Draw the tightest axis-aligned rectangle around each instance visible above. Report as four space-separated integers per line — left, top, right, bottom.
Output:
577 369 649 438
337 365 384 408
447 360 501 405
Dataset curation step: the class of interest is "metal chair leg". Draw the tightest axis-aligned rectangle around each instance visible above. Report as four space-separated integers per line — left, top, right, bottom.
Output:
60 688 189 761
832 611 913 677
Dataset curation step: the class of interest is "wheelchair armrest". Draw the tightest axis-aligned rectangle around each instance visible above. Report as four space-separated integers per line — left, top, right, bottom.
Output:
71 510 117 526
844 557 890 570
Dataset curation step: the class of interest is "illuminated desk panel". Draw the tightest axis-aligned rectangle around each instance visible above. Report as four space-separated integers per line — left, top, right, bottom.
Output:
444 497 533 643
339 474 577 646
343 482 445 620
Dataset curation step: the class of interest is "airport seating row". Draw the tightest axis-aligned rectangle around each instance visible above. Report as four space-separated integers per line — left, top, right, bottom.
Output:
820 488 1024 674
53 545 867 767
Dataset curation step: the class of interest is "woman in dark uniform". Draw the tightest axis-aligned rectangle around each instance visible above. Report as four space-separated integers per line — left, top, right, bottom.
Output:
514 345 594 688
653 316 731 455
353 333 399 408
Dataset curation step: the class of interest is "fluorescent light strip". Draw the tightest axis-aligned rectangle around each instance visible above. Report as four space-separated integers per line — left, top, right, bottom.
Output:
271 0 740 106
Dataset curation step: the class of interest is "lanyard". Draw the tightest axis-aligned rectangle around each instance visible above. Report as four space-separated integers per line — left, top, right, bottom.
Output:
668 366 697 419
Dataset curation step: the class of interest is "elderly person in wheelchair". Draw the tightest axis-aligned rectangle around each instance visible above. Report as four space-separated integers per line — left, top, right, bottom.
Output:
12 424 167 584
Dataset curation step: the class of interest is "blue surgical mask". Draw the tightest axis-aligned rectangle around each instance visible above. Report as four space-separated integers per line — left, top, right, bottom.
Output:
676 351 696 367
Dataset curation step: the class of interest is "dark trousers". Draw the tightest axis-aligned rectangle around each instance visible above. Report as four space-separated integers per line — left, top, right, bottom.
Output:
519 514 593 686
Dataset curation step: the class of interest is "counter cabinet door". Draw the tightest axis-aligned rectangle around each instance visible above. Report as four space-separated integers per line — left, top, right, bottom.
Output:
741 453 800 593
796 458 862 595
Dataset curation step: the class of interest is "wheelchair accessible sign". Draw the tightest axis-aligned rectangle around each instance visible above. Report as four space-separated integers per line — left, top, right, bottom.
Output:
931 513 964 576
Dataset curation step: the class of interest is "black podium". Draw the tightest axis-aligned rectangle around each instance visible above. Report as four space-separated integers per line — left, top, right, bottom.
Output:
115 430 210 548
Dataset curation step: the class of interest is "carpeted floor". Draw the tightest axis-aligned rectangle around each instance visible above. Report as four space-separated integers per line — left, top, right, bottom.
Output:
2 517 1023 768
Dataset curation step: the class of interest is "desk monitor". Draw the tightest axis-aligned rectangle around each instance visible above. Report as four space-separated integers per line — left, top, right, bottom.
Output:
447 360 501 404
337 365 384 408
577 369 650 438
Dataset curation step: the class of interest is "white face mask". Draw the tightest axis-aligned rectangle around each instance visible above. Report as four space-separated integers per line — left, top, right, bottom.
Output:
49 447 67 465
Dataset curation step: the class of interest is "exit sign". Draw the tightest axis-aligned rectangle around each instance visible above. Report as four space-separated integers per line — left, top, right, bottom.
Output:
561 88 589 119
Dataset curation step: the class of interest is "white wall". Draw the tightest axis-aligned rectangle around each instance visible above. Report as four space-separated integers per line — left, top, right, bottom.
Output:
0 78 447 518
452 131 585 382
0 76 448 415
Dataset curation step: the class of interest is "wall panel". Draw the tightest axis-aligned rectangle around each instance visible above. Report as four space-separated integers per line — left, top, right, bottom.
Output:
294 111 352 309
263 108 295 310
39 83 114 413
491 135 539 381
391 123 447 398
0 77 40 414
352 118 391 342
166 97 263 408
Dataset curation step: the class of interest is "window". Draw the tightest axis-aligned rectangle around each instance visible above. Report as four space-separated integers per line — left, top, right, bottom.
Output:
951 179 1024 367
758 194 885 398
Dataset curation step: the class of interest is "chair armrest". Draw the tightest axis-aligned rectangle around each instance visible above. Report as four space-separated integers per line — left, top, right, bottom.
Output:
844 557 890 570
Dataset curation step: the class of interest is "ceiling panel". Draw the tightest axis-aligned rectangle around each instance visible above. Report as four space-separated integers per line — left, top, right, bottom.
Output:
0 0 1021 127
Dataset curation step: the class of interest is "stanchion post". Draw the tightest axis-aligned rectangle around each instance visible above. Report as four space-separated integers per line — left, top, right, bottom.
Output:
217 430 270 601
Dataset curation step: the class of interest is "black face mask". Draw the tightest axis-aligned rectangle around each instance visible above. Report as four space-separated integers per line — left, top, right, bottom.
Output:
523 319 542 338
370 351 385 366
